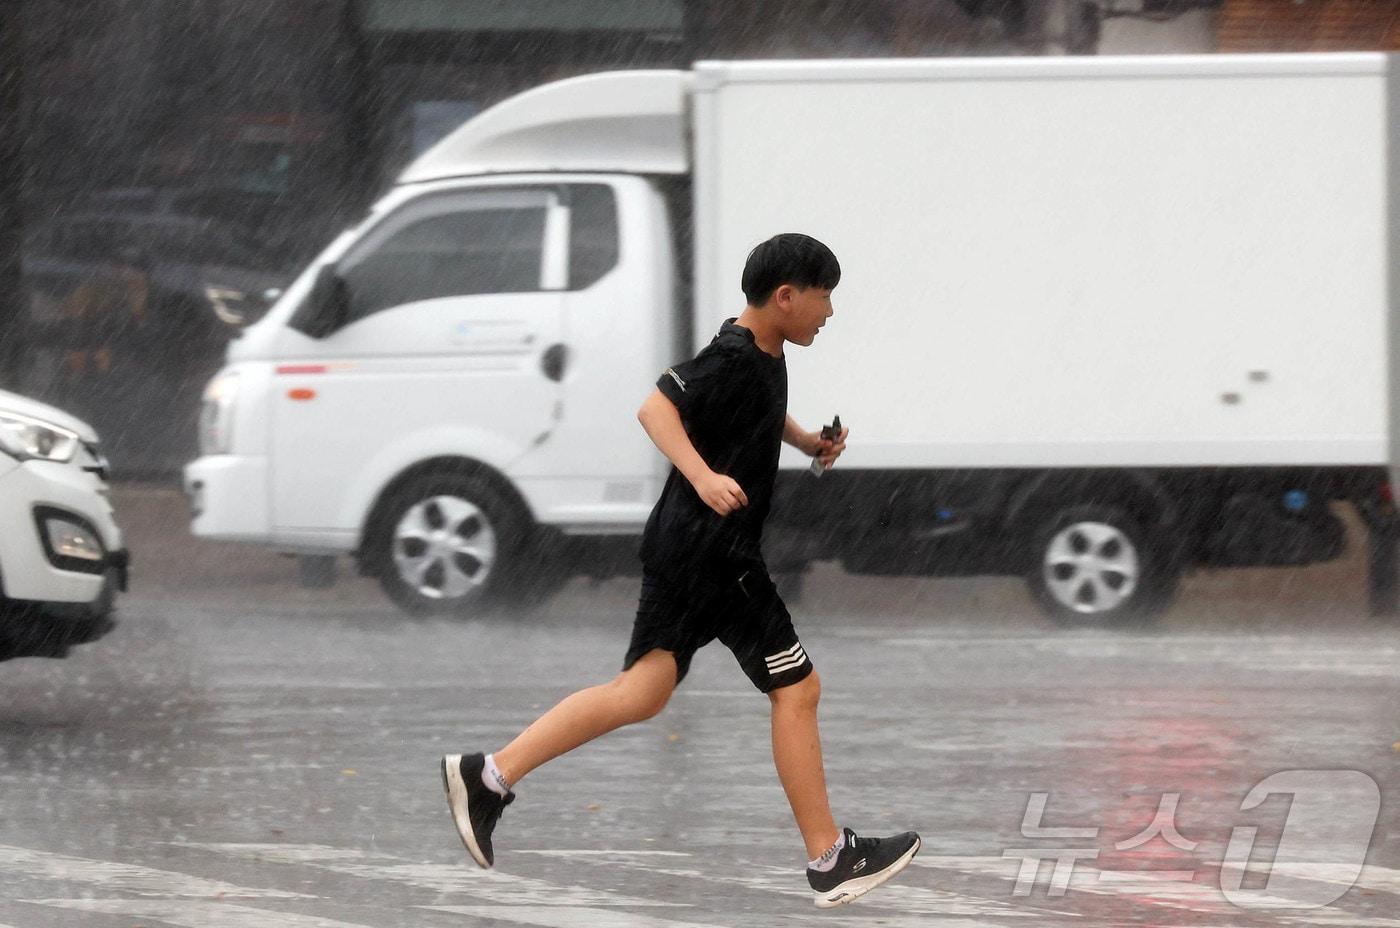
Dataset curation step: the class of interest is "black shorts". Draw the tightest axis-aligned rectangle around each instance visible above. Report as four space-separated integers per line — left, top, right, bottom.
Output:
622 565 813 693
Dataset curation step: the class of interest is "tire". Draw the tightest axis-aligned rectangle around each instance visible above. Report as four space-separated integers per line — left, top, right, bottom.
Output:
366 472 530 617
1025 504 1178 628
503 531 574 611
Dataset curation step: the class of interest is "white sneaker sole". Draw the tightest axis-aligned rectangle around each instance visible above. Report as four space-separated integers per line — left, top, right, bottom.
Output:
813 836 921 908
441 754 491 869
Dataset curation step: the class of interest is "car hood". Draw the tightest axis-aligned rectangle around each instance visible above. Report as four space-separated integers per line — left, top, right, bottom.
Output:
0 389 100 443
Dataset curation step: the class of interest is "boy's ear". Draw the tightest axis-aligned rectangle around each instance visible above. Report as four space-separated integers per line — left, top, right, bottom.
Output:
771 283 794 309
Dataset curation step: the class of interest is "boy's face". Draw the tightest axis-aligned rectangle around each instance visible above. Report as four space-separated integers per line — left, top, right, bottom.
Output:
773 284 835 347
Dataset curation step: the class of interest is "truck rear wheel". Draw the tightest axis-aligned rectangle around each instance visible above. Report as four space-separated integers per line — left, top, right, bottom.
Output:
367 473 528 617
1026 504 1178 627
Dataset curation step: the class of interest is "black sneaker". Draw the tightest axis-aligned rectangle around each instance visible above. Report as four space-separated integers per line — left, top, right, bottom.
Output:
807 827 921 908
441 753 514 868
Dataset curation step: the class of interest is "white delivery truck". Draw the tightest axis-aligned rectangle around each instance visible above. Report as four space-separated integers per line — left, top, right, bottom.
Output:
184 53 1400 625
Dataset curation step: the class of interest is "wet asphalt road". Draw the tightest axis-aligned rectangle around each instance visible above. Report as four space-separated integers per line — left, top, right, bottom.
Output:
0 484 1397 928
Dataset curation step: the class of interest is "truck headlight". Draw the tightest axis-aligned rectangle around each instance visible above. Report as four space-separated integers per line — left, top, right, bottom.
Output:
0 410 80 463
199 370 241 455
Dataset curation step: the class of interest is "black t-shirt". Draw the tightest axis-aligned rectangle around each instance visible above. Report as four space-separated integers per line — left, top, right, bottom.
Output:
640 318 788 581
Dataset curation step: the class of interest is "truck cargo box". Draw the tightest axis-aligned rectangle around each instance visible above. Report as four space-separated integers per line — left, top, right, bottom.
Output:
691 55 1398 473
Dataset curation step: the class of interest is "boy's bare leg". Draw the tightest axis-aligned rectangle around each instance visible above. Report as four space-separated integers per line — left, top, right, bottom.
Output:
492 648 678 785
769 671 841 858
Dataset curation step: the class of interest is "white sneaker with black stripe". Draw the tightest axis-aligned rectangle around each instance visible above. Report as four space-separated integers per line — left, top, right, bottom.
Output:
807 827 921 908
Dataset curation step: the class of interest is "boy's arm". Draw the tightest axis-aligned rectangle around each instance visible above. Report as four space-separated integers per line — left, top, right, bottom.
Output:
637 389 749 516
783 415 819 456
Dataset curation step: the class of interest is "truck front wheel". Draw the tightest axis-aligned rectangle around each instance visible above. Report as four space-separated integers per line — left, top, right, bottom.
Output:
1026 504 1178 627
367 473 528 616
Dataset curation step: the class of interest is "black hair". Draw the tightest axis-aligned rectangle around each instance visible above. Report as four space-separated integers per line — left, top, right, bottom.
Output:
741 233 841 307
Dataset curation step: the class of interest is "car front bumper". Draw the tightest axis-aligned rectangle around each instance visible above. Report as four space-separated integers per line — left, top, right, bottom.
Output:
109 547 130 592
0 458 125 605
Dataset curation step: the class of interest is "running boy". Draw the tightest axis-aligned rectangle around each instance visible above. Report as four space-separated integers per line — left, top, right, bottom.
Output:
442 233 920 908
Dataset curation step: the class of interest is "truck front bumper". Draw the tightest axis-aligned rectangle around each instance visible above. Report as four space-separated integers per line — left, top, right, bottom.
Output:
183 455 270 540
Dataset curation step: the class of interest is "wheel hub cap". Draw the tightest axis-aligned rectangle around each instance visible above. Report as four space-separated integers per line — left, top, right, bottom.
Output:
1043 521 1139 615
393 495 497 599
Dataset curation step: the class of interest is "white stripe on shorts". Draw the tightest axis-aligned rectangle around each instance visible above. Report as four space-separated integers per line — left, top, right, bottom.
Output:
766 646 807 675
764 642 803 666
768 655 807 675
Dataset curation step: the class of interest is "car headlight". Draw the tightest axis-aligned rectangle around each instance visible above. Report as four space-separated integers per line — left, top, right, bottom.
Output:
0 410 80 463
199 369 241 455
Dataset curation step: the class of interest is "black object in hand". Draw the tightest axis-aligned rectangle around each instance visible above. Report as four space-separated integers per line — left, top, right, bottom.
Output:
810 415 842 476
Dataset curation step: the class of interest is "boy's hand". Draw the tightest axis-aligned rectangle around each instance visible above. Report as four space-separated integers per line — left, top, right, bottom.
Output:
692 470 749 516
815 426 849 469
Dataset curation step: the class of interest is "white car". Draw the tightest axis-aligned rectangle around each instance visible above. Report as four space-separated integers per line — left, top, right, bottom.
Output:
0 390 126 659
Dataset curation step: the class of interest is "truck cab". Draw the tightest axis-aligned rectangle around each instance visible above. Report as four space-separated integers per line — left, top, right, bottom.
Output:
186 72 694 613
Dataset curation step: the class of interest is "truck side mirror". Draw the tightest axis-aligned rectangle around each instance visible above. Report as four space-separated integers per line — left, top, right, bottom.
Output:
290 264 351 338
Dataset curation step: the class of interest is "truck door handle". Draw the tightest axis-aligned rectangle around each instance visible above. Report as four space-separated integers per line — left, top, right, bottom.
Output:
541 343 569 382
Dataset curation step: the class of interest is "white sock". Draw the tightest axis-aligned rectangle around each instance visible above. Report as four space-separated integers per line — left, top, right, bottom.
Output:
481 753 511 798
808 832 846 872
